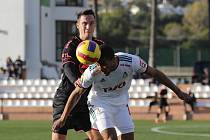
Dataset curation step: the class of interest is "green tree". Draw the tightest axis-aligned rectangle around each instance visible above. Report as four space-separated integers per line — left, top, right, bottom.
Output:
208 0 210 58
98 8 130 48
164 23 186 40
103 0 122 13
128 0 151 47
183 0 209 40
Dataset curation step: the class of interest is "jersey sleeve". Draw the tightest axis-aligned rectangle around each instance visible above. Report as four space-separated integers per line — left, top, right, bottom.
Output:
62 37 81 66
132 55 148 73
75 65 95 88
62 41 76 65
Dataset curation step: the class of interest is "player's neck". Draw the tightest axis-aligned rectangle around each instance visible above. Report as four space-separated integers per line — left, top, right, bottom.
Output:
80 35 92 40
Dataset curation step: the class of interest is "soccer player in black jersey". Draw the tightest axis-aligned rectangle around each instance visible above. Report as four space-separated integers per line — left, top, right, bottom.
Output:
51 9 104 140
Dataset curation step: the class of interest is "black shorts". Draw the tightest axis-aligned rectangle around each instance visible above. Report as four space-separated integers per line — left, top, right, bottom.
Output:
52 90 91 135
159 98 169 109
149 100 159 106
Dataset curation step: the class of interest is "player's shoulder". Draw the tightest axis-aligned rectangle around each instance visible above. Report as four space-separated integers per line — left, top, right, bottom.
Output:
63 36 82 51
92 37 104 46
61 36 82 64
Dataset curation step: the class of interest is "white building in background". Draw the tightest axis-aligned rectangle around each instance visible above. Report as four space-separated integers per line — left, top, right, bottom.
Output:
158 0 185 15
0 0 88 79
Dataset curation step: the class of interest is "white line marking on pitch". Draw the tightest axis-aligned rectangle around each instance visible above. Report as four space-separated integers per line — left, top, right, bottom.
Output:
151 125 210 137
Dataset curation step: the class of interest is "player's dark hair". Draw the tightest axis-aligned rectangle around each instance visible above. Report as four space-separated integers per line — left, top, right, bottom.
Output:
160 89 168 96
98 45 115 65
77 9 95 19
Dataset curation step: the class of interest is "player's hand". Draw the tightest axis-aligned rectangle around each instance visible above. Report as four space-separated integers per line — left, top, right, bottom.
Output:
52 118 65 132
177 91 193 103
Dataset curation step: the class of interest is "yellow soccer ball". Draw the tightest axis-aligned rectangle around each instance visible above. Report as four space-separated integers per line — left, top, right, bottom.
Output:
76 40 101 65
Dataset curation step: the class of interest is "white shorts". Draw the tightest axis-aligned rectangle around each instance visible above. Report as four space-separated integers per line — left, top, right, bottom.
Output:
88 101 134 136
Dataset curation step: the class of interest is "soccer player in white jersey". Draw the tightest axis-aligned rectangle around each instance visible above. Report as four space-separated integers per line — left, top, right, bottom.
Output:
52 46 193 140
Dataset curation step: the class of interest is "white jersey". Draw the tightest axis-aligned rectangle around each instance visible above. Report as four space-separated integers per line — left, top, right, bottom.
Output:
78 52 148 105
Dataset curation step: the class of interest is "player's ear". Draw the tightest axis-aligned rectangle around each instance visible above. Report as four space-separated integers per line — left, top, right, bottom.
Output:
76 21 79 29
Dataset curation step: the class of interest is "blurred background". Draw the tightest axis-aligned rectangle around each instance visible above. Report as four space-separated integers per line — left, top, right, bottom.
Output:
0 0 209 121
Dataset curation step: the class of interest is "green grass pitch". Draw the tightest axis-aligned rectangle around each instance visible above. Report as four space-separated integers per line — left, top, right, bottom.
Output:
0 120 210 140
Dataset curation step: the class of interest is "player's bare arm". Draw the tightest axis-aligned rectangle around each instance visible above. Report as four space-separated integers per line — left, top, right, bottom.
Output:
52 86 86 132
145 66 192 102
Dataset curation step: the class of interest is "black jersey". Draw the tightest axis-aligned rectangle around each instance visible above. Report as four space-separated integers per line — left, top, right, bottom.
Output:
56 36 104 112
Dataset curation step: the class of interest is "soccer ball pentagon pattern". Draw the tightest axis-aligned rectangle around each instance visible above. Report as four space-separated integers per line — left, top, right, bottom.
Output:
76 40 101 65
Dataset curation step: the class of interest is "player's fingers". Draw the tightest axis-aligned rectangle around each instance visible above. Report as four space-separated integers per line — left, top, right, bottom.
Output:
52 125 59 132
52 121 60 132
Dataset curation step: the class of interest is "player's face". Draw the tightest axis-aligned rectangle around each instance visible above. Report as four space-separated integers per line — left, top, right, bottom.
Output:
99 58 117 76
77 15 96 40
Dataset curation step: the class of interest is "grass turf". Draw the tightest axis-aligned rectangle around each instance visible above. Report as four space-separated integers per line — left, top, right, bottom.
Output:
0 120 209 140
